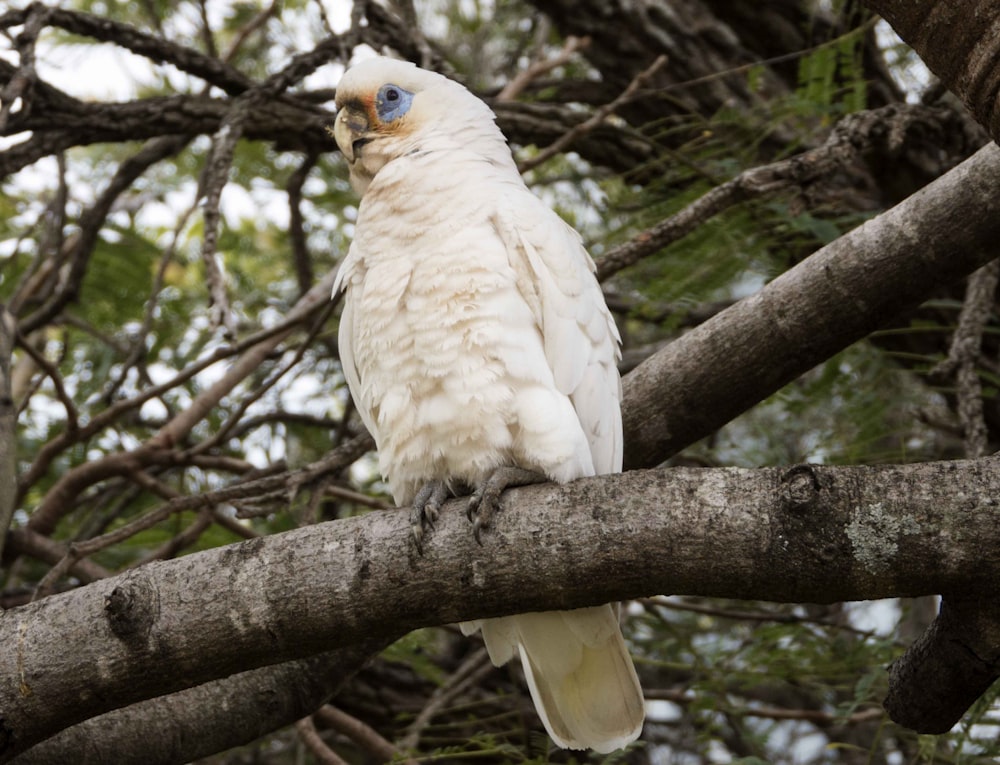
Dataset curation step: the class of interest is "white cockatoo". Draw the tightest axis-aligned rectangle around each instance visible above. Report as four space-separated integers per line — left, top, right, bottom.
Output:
331 56 644 752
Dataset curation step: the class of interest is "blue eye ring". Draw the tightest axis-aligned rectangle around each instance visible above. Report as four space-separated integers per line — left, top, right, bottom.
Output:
375 83 414 123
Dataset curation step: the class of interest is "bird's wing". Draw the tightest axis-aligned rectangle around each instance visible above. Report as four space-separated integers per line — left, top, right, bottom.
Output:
493 188 623 476
333 250 379 441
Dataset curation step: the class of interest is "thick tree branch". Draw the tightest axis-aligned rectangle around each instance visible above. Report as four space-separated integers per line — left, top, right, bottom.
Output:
11 115 1000 765
11 641 390 765
0 3 254 95
621 142 1000 469
3 458 1000 760
596 103 972 282
0 73 336 178
883 596 1000 733
867 0 1000 142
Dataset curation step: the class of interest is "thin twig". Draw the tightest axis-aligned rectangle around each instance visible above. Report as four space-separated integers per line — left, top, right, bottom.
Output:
517 54 667 174
323 484 392 510
0 3 48 132
0 307 17 562
929 260 1000 458
221 0 279 63
315 705 417 765
643 596 886 640
29 433 371 595
20 135 191 335
288 152 319 296
400 647 494 750
102 197 200 408
594 106 904 281
19 266 341 530
645 688 884 724
295 716 350 765
190 298 336 457
138 508 214 564
496 35 589 103
9 154 68 316
4 528 111 582
14 332 79 434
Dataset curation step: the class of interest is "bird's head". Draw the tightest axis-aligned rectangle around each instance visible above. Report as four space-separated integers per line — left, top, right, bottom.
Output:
332 57 511 195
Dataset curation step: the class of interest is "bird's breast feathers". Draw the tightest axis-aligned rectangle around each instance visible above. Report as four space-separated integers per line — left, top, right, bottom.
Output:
337 153 616 504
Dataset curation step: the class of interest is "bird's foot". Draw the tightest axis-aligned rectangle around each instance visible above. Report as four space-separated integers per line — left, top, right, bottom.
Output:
411 480 450 553
467 466 547 544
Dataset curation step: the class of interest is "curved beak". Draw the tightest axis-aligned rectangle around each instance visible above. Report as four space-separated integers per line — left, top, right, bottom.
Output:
333 107 370 163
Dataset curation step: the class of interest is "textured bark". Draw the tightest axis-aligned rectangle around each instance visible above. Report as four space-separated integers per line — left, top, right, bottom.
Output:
11 641 389 765
621 142 1000 469
0 64 337 178
861 0 1000 733
884 597 1000 733
528 0 900 147
868 0 1000 142
3 458 1000 761
3 1 1000 761
0 309 15 563
8 126 1000 765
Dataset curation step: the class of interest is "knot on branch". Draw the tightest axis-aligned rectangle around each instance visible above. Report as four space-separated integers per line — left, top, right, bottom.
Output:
105 570 159 648
780 464 822 511
770 465 850 578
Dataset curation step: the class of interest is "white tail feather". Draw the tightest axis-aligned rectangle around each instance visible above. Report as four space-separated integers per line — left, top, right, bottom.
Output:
464 607 644 752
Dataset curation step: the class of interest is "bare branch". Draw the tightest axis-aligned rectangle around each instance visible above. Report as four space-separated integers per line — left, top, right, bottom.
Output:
3 529 111 583
597 103 966 282
10 639 391 765
495 35 589 102
18 135 191 335
930 260 1000 458
517 54 668 174
400 647 494 751
622 142 1000 469
288 152 319 296
314 705 415 765
20 268 341 537
646 688 885 725
295 716 349 765
4 457 1000 759
26 433 371 595
0 308 17 560
0 3 254 95
13 334 78 434
0 3 49 133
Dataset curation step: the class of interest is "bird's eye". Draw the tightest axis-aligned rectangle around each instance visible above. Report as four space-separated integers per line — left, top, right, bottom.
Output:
375 83 413 123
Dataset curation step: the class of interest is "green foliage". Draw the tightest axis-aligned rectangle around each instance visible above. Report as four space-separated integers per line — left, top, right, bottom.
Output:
795 29 868 119
3 1 993 763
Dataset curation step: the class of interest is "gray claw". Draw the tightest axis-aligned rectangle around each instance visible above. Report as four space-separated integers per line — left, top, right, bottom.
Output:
467 466 546 544
410 480 449 553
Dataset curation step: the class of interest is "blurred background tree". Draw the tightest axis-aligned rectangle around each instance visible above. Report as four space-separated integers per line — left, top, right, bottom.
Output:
1 0 997 763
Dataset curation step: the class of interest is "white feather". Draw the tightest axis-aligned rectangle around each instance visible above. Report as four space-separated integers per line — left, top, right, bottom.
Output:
334 56 643 751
